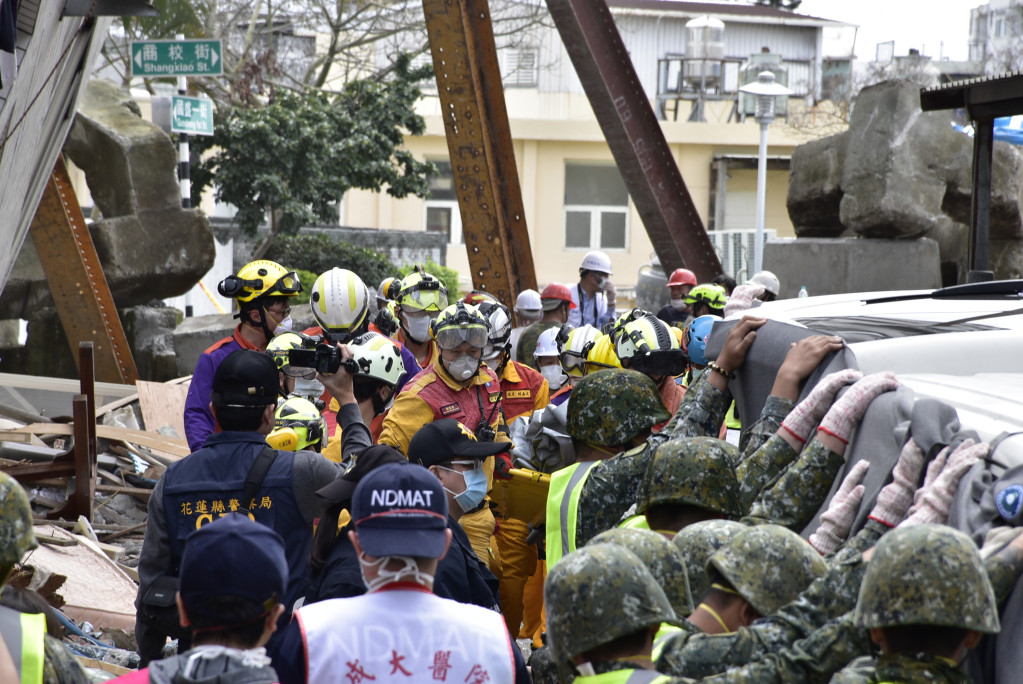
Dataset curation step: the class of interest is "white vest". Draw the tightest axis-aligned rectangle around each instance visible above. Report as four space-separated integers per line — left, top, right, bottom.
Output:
298 587 516 684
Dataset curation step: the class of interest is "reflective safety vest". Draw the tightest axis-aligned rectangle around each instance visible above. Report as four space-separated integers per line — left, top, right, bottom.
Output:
651 623 683 661
298 586 516 684
0 606 46 684
618 515 650 530
545 461 598 567
574 668 671 683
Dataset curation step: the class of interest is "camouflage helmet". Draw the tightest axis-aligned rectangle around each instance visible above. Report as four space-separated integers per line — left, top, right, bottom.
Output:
0 472 37 567
567 369 669 447
854 524 999 633
589 528 694 616
545 543 676 662
637 437 742 518
708 524 826 616
672 519 746 600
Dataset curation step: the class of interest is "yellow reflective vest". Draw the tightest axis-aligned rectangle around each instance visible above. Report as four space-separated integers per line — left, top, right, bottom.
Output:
545 460 598 567
0 605 45 684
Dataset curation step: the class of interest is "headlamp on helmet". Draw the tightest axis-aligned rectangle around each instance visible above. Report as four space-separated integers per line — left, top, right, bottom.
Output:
431 302 490 351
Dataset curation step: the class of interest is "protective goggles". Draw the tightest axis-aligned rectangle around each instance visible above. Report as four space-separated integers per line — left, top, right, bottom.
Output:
442 459 484 472
219 271 302 299
560 351 587 375
398 278 445 309
435 325 488 350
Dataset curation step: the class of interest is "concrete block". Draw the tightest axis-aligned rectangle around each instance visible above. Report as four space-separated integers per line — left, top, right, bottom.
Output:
764 237 941 298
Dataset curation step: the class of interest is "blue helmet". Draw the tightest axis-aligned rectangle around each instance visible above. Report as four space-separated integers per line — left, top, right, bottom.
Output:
683 315 716 367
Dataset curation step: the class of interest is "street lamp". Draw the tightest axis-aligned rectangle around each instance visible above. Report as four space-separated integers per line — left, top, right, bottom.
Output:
739 71 792 275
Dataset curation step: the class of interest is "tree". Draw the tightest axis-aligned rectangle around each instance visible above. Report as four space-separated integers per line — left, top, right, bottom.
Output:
190 54 435 257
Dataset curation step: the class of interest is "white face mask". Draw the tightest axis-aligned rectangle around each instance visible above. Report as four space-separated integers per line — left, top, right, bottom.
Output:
540 364 567 390
446 355 478 380
595 276 608 290
273 315 294 335
403 312 432 343
293 376 324 399
358 552 435 592
670 298 686 311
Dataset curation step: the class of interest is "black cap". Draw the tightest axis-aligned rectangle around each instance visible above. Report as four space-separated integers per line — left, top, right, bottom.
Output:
212 349 281 406
408 419 509 468
315 444 407 504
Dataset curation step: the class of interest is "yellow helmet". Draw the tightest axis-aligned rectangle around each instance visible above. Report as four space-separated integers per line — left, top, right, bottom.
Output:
272 396 327 452
556 324 600 378
395 267 448 312
586 334 621 373
218 260 302 303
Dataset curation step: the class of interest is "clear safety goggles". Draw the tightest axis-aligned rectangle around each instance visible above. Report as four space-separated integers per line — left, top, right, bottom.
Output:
435 325 488 350
398 279 446 310
219 271 302 299
441 459 484 472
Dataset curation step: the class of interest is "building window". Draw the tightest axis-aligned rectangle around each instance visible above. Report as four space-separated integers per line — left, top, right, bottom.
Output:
425 159 462 245
564 163 629 250
500 47 539 88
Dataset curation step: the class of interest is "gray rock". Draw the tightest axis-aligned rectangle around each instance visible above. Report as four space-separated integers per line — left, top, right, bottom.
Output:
787 131 847 237
120 305 181 382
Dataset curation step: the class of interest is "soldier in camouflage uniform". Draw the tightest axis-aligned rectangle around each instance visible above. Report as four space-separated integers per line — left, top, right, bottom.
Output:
832 524 1008 684
672 520 746 600
0 472 90 684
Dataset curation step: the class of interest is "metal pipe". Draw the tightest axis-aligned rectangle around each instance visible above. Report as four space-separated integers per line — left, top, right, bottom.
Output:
754 121 768 274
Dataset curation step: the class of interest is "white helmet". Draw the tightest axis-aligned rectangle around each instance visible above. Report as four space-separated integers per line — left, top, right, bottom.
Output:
580 250 613 275
749 270 780 297
514 289 542 314
348 332 405 387
310 268 370 343
535 327 560 359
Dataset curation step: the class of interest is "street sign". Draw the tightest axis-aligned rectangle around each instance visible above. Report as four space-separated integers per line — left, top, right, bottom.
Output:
171 96 215 136
130 39 223 77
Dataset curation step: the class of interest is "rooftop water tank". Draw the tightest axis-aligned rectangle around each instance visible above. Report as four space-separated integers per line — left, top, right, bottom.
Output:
684 16 725 91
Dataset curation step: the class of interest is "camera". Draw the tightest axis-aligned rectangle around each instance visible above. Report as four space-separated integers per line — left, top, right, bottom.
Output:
288 345 358 375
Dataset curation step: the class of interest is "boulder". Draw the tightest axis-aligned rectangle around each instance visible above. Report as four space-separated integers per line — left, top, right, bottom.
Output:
120 304 181 382
787 131 847 237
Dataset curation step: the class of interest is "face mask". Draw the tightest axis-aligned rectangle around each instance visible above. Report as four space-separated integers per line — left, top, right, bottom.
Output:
595 275 608 290
439 465 488 513
540 365 567 390
371 388 393 416
517 311 541 325
358 552 435 593
403 312 432 343
670 298 685 311
689 367 707 384
446 355 478 381
293 376 324 399
273 315 294 335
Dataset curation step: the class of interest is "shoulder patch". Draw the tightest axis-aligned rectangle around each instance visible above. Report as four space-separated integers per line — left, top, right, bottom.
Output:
505 389 531 399
440 403 461 416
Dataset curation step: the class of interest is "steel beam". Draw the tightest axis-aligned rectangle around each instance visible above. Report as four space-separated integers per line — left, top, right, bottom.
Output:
544 0 722 281
422 0 537 307
29 159 139 384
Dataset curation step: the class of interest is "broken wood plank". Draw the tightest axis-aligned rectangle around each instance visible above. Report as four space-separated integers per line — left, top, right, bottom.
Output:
35 533 77 547
100 521 147 543
2 423 188 458
76 656 133 676
136 380 188 441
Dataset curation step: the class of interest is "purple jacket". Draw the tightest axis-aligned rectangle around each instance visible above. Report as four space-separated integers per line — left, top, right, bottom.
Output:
183 327 259 452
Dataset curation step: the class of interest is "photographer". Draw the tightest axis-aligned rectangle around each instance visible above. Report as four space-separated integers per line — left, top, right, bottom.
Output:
379 302 511 566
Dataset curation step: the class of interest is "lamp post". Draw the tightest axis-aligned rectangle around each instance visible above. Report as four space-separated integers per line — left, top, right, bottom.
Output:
739 71 792 274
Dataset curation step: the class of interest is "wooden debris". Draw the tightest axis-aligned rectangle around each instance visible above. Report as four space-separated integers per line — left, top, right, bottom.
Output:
136 380 189 442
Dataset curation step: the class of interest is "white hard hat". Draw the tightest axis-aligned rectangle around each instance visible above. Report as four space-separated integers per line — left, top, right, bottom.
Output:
579 250 613 275
310 267 370 342
514 289 542 313
749 270 780 296
535 327 560 358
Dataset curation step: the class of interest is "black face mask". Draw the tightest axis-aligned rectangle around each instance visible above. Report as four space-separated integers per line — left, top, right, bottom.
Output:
371 387 394 416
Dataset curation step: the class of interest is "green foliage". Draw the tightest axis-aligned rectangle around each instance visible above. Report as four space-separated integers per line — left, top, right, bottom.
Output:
290 269 319 306
266 233 396 292
191 53 435 237
398 260 461 305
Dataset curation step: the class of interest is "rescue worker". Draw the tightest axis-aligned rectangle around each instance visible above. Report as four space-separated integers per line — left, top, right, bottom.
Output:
536 327 571 405
684 283 727 320
509 288 542 362
392 267 448 369
657 268 698 325
475 298 549 421
0 472 89 684
713 274 737 296
264 331 319 402
568 250 613 328
113 515 287 684
378 302 508 565
267 396 327 453
749 270 780 302
555 323 600 384
184 260 302 451
612 312 686 426
136 350 344 665
375 276 399 309
516 283 576 369
680 315 715 387
280 463 530 684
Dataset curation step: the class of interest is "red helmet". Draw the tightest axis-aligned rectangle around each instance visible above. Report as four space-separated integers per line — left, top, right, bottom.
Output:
666 268 698 288
540 282 577 309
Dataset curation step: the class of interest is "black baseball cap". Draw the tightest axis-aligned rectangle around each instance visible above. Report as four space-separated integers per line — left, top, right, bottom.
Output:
179 514 287 623
316 444 406 504
351 463 448 558
408 419 510 468
212 349 281 406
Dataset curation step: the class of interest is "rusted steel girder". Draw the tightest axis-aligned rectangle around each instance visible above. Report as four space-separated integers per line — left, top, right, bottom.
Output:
545 0 722 281
29 158 139 384
422 0 538 307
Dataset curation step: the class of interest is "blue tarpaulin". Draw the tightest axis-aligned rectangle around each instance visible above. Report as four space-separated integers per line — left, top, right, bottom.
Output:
953 116 1023 146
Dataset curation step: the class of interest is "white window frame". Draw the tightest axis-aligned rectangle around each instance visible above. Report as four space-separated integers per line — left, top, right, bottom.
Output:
424 158 463 245
500 46 539 88
563 205 629 251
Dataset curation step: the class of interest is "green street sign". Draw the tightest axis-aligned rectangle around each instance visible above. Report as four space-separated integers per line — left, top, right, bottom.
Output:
130 39 223 77
171 96 214 136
